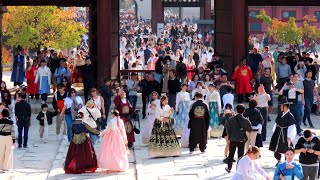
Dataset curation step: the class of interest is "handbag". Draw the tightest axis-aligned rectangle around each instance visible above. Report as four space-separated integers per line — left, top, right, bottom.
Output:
65 108 71 114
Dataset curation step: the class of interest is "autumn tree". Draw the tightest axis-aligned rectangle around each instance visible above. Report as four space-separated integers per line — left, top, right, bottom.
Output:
2 6 88 50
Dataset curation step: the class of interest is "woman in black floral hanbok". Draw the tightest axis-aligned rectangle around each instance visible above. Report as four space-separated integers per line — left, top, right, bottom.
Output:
148 96 180 157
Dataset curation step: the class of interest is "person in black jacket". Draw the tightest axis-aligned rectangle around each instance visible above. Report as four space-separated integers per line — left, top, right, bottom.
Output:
99 79 113 129
15 93 31 148
295 129 320 180
82 57 95 103
188 93 210 153
175 57 187 83
36 104 58 143
225 104 252 173
139 73 149 118
168 69 181 108
243 99 264 150
147 73 161 102
48 52 60 92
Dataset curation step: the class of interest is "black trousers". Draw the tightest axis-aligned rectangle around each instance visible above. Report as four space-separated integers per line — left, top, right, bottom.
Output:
14 82 22 86
142 95 148 117
227 141 245 170
274 152 282 161
41 93 48 101
84 83 94 103
101 105 110 130
258 107 268 141
189 141 207 152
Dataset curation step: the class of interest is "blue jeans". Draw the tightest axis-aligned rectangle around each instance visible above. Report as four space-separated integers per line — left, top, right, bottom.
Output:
128 95 137 109
65 114 73 142
18 122 29 147
89 132 97 144
303 98 314 127
290 105 302 134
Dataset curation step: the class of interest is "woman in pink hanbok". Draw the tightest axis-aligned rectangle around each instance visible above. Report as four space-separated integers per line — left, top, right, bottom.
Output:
98 110 129 172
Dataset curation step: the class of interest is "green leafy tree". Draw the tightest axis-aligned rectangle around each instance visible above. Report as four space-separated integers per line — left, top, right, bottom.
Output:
2 6 87 50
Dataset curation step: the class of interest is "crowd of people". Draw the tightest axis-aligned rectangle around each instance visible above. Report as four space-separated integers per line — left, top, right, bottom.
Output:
1 8 320 178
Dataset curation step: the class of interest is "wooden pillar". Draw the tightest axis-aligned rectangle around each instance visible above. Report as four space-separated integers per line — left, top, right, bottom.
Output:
0 3 3 82
201 0 212 19
96 0 119 86
215 0 247 77
151 0 164 33
232 0 246 65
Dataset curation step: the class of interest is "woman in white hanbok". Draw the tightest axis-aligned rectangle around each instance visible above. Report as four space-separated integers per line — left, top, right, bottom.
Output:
141 92 160 145
174 84 191 135
231 146 271 180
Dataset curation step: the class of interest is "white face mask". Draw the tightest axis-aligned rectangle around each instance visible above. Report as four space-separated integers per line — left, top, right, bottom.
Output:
167 62 170 65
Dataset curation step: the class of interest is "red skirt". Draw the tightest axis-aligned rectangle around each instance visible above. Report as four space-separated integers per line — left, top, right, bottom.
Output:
121 117 135 144
64 136 98 174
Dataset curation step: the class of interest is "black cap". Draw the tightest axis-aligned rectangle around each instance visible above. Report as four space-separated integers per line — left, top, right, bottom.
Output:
60 58 66 63
280 97 292 105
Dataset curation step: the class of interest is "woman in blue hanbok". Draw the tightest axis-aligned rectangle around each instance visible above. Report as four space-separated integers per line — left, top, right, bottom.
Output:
11 46 25 87
35 60 51 104
205 84 221 129
174 84 191 136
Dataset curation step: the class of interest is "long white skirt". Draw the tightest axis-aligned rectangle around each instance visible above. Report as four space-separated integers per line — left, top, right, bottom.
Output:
141 114 156 145
180 118 190 148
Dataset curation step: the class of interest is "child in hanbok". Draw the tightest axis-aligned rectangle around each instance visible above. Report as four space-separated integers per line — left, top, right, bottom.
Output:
35 60 51 104
174 84 191 136
98 110 129 172
231 146 271 180
205 84 221 137
274 148 304 180
141 91 160 145
64 112 100 174
149 95 180 157
26 60 39 99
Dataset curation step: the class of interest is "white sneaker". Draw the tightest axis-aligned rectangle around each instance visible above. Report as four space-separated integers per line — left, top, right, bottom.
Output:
44 139 47 143
63 135 68 140
40 138 43 143
56 134 60 140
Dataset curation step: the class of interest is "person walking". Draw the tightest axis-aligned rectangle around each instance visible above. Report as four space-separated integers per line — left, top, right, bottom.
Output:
188 93 210 153
148 95 180 157
253 85 270 142
167 69 181 108
15 93 31 148
60 89 84 142
220 103 235 163
303 70 320 128
36 104 58 143
243 99 264 150
269 97 297 166
82 57 95 103
52 84 67 140
231 146 271 180
0 109 15 173
100 79 113 129
64 112 100 174
98 110 129 172
54 58 71 87
35 60 51 104
78 100 101 144
174 84 191 137
225 104 253 173
205 84 221 133
11 46 25 87
295 129 320 180
26 60 39 100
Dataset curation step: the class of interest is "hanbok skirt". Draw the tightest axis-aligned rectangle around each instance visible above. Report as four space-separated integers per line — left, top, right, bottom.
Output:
209 102 219 128
149 119 181 157
38 76 50 94
141 113 156 145
98 130 129 171
121 117 135 144
174 101 190 135
64 136 98 174
180 118 190 148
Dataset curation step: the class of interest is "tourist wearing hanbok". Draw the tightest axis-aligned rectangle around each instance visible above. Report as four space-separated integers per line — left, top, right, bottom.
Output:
273 148 304 180
141 91 160 145
98 110 129 172
11 46 25 87
35 60 51 103
64 112 100 174
114 89 136 148
205 84 221 129
26 60 39 99
231 146 271 180
174 84 191 136
186 55 195 81
149 96 180 157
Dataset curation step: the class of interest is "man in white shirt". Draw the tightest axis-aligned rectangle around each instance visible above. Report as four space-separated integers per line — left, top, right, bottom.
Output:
222 86 234 110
